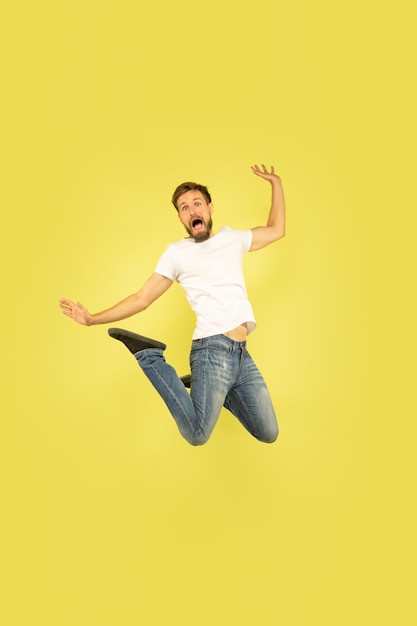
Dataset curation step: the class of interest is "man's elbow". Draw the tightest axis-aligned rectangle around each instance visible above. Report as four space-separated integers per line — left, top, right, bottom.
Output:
132 291 149 313
273 227 285 242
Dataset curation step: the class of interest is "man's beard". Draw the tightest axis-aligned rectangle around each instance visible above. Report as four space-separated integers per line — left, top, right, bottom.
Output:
184 217 213 243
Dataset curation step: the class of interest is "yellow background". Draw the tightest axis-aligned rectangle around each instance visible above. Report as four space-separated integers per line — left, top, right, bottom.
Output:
2 1 415 624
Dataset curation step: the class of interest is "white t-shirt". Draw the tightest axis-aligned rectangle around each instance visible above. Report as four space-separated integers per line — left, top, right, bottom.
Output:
155 226 257 339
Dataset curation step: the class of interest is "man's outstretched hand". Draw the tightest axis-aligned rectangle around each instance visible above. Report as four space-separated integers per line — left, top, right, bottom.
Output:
59 299 92 326
251 164 281 183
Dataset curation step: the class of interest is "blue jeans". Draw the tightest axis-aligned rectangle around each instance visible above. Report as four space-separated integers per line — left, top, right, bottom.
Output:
136 334 278 446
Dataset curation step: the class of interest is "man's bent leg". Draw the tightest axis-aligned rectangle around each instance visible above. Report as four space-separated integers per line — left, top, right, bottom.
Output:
110 329 233 445
136 349 209 445
189 336 239 442
224 349 278 443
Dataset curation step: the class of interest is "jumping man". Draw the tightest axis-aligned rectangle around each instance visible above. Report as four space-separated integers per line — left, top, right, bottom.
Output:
60 164 286 445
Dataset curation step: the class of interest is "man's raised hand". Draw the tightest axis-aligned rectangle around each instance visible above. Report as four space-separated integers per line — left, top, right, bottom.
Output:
251 164 281 183
59 298 92 326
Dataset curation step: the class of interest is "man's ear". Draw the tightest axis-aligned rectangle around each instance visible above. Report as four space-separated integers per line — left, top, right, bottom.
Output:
209 203 214 214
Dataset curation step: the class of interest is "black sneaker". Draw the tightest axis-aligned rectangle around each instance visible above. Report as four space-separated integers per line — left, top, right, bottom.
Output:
108 328 166 354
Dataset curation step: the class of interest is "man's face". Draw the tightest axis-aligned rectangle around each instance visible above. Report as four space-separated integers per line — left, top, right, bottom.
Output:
176 190 214 242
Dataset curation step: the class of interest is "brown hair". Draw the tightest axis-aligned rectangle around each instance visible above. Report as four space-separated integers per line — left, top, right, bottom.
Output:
171 182 212 211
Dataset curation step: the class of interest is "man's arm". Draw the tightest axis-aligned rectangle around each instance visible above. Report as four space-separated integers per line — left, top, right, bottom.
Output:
59 272 173 326
250 164 286 252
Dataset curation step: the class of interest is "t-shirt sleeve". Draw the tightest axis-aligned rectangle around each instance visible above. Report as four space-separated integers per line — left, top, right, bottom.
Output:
241 229 253 252
154 245 178 281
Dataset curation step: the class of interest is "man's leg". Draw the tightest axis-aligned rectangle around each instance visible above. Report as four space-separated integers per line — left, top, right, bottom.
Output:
136 348 209 444
109 329 228 445
223 347 279 443
187 336 233 443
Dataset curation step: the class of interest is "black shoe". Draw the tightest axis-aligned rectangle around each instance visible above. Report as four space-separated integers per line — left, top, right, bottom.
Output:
180 374 191 388
108 328 166 354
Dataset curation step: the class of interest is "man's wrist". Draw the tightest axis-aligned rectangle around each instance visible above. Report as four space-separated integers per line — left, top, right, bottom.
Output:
86 313 97 326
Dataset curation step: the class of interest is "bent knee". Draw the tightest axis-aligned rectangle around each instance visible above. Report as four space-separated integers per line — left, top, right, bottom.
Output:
186 429 211 446
259 424 279 444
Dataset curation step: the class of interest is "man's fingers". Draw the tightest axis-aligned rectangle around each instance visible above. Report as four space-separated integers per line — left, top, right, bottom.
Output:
59 298 77 318
251 164 275 173
251 163 277 178
60 298 74 307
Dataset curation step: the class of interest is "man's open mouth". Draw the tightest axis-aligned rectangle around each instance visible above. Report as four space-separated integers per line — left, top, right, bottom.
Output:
192 218 203 229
